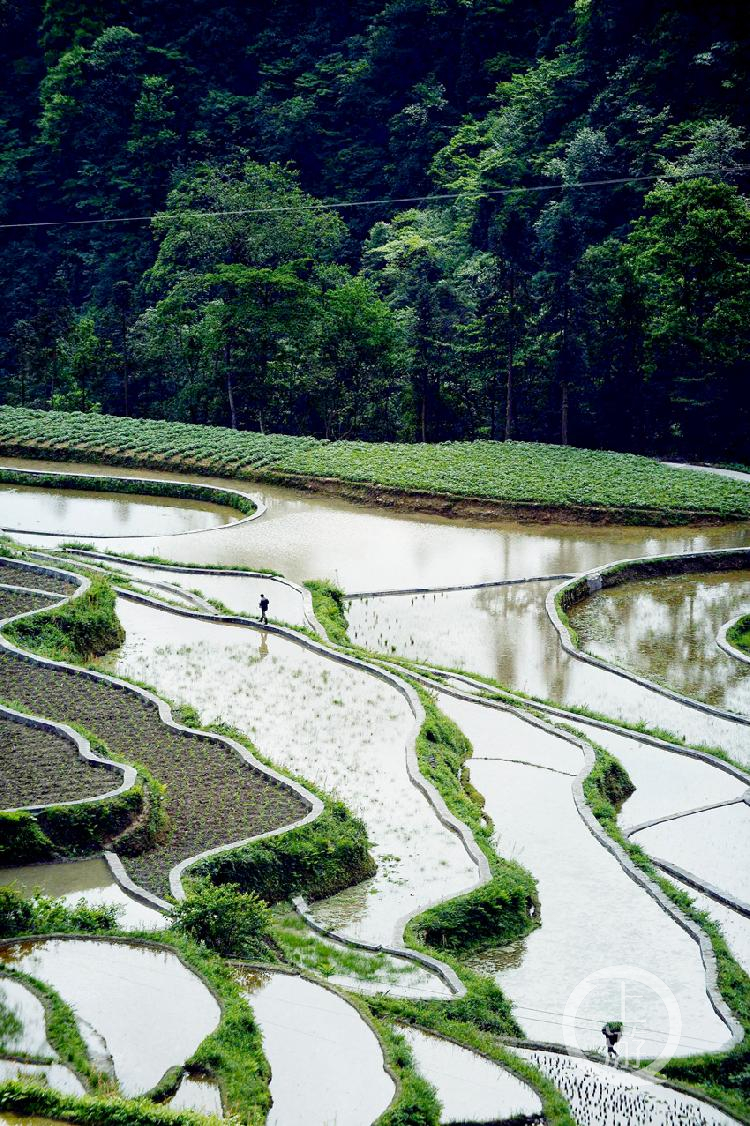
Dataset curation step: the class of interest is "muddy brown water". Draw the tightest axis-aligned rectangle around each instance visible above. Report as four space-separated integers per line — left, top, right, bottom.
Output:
3 457 747 590
570 570 750 717
0 480 237 538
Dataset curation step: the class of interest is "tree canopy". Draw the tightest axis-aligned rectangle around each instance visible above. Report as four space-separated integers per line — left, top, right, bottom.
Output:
0 0 747 459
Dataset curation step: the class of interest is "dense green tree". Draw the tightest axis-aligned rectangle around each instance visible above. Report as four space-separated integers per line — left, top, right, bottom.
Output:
0 0 747 455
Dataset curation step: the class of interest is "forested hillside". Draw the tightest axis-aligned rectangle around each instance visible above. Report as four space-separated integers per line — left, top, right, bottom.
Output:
1 0 748 459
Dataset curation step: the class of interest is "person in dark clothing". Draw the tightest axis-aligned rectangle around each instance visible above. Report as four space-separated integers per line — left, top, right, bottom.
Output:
602 1023 621 1061
259 594 270 625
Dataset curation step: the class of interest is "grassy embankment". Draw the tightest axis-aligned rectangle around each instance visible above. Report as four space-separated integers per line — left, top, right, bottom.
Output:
3 407 750 522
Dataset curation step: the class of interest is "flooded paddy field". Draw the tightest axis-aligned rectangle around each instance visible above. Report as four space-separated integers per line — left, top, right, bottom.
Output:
632 803 750 907
0 481 237 539
569 570 750 718
0 938 220 1096
3 456 747 590
401 1026 542 1123
0 978 53 1057
437 694 732 1057
513 1048 737 1125
237 968 395 1126
1 457 749 1124
102 558 309 626
352 584 750 761
569 722 747 829
108 597 478 948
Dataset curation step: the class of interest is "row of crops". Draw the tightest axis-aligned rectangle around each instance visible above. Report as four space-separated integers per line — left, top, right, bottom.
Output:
2 406 750 518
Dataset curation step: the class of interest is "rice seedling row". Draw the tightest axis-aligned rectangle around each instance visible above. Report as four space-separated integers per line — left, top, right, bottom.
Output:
0 714 116 809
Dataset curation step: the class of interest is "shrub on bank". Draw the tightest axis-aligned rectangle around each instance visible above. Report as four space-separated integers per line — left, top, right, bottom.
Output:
0 883 120 938
6 577 125 661
172 879 270 959
193 802 375 903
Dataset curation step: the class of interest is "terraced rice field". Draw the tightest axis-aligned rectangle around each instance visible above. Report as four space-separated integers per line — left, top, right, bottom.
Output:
1 457 749 1126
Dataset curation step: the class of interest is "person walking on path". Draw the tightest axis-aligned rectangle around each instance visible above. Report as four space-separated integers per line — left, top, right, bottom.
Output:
259 593 270 626
602 1022 622 1063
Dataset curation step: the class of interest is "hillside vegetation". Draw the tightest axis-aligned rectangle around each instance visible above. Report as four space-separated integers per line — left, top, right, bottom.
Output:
0 2 747 461
2 407 750 521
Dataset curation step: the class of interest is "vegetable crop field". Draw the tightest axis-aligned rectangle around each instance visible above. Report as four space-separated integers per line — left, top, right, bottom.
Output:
2 407 750 521
0 645 308 896
0 713 115 808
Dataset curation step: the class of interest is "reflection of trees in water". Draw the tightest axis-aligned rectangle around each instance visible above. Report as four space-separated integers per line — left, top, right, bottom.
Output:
571 571 750 712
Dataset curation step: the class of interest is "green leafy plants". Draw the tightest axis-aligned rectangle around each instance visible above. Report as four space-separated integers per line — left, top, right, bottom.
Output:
304 580 350 646
4 408 750 522
0 883 120 938
6 577 125 661
172 880 271 959
195 800 375 904
727 613 750 657
408 695 538 953
0 464 255 519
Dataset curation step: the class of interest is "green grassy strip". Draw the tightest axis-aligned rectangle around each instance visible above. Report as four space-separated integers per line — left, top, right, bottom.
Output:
407 693 538 953
304 580 350 646
372 1020 442 1126
159 934 269 1125
4 406 750 520
727 614 750 657
0 966 111 1092
0 1081 219 1125
3 922 271 1123
161 710 376 904
0 464 255 519
368 1007 576 1126
59 545 280 577
580 730 750 1121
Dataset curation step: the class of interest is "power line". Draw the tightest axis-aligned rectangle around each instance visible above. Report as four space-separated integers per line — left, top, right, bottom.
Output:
0 166 747 232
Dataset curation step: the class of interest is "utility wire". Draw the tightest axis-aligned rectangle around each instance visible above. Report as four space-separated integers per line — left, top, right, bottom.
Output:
0 166 748 231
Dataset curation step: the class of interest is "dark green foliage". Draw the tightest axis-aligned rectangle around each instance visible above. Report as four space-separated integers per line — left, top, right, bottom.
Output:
6 576 125 661
727 614 750 656
0 2 747 460
194 802 375 904
0 785 145 864
171 879 270 959
414 870 537 952
0 812 53 864
4 409 750 520
0 648 306 896
0 1080 216 1123
0 466 256 517
167 934 270 1123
